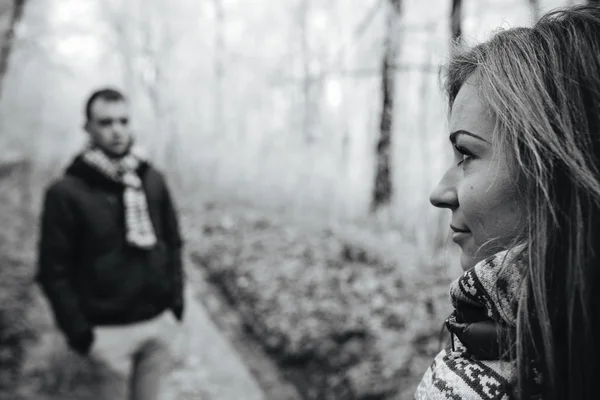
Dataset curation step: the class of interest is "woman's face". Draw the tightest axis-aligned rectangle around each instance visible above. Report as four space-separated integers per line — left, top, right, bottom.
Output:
430 75 525 270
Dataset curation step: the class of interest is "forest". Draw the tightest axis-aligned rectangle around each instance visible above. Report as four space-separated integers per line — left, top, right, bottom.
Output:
0 0 583 399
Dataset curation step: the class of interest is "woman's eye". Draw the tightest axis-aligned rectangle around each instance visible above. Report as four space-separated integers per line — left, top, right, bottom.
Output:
454 145 473 166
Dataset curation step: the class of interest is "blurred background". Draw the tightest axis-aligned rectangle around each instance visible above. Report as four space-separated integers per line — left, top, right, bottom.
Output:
0 0 584 399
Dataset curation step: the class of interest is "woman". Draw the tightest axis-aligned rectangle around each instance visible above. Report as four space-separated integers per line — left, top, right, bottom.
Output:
417 4 600 400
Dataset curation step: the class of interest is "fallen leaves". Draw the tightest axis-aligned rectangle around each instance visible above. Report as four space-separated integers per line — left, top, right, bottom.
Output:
189 209 453 399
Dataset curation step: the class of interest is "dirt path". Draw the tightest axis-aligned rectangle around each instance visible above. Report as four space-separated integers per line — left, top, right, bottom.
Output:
186 267 303 400
163 282 266 400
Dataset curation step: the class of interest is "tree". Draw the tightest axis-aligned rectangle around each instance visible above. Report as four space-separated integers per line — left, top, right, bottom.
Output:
299 0 312 143
100 0 178 163
0 0 26 97
214 0 224 136
450 0 462 49
528 0 540 22
371 0 401 213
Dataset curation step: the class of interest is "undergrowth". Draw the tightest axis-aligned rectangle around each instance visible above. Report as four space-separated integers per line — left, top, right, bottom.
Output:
0 161 36 397
186 205 455 399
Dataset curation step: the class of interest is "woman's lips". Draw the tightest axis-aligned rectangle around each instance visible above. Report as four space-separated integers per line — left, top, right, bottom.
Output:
452 231 471 243
450 225 471 244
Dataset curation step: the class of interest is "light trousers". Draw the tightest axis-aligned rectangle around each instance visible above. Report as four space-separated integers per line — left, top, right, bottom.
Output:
89 310 180 400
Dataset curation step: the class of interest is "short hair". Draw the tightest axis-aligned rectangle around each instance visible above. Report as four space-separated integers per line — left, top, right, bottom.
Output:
85 88 127 120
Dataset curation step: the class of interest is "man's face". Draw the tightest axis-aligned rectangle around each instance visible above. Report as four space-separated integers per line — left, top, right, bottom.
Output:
85 98 132 157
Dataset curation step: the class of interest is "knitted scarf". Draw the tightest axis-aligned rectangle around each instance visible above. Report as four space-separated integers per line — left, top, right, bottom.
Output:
81 146 157 250
415 249 525 400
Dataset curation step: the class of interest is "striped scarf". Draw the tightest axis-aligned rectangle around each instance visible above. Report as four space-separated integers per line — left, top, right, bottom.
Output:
415 249 526 400
82 146 157 250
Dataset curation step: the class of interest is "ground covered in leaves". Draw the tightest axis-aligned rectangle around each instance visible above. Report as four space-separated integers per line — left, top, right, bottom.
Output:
0 160 36 398
186 205 455 400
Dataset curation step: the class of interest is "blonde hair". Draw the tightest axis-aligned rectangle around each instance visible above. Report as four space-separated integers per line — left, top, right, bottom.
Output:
443 5 600 399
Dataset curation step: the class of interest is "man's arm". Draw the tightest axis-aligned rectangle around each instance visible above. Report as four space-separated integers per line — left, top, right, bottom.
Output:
162 179 185 321
36 183 94 354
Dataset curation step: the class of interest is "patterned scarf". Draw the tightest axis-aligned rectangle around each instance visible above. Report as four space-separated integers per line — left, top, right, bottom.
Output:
81 146 157 250
415 249 526 400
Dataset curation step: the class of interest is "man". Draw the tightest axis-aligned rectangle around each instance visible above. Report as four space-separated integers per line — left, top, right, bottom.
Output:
37 88 184 399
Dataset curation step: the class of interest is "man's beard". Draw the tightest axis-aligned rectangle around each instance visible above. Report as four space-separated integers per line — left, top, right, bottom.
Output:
97 137 134 159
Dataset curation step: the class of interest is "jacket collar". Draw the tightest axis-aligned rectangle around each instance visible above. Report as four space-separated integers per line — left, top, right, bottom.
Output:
66 154 149 190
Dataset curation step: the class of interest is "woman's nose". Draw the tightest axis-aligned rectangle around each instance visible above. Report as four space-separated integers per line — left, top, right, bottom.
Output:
430 168 459 209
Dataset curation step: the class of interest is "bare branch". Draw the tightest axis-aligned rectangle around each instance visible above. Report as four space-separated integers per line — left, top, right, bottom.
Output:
270 63 439 86
0 0 27 93
319 0 384 78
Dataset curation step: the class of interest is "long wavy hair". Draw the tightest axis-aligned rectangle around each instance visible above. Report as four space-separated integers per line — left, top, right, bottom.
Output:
443 5 600 399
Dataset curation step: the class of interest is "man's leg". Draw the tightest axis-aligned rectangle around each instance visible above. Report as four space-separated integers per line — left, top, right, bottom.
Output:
89 325 140 400
130 311 180 400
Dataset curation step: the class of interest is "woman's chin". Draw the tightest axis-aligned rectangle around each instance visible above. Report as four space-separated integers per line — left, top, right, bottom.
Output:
459 251 480 271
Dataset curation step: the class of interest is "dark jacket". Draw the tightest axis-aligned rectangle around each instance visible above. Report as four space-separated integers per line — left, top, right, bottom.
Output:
36 155 184 353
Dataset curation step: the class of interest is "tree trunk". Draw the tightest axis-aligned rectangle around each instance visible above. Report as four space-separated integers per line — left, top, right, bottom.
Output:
450 0 462 48
300 0 312 143
214 0 224 136
0 0 26 96
528 0 540 22
371 0 402 213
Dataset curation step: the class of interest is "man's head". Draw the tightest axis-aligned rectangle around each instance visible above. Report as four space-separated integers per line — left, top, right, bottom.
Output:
84 88 132 157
